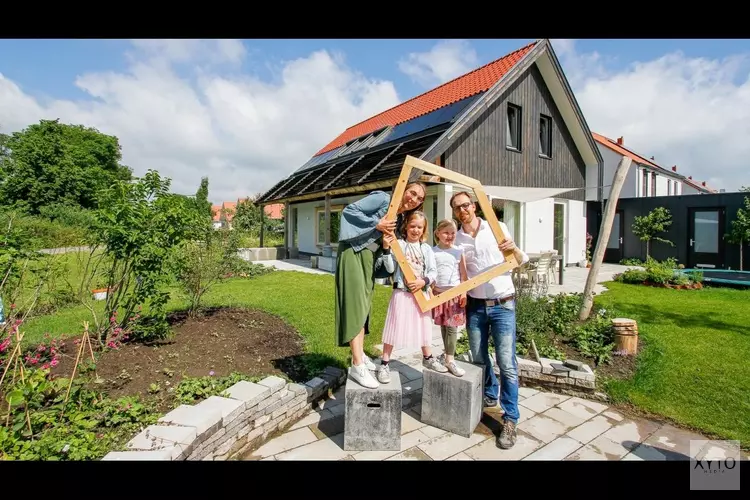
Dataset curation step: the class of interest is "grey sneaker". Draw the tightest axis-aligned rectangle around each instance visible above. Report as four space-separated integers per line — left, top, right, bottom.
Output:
445 360 465 377
497 420 517 449
483 396 498 408
377 363 391 384
423 356 448 373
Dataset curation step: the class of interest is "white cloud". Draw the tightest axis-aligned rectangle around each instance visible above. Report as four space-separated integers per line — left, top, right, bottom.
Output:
553 39 750 191
398 39 479 88
0 39 401 203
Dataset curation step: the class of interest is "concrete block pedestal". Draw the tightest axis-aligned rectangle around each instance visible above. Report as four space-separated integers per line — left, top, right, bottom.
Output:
421 361 483 438
343 371 402 451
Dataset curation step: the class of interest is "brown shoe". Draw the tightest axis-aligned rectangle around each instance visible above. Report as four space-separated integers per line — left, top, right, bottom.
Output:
497 420 517 449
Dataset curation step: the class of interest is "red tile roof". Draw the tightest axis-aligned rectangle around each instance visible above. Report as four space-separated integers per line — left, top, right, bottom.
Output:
592 132 661 170
313 40 539 156
263 203 284 219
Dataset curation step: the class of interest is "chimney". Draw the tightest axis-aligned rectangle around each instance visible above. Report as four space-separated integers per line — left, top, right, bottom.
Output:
688 176 693 180
650 156 655 160
672 165 677 172
702 181 706 186
616 136 623 145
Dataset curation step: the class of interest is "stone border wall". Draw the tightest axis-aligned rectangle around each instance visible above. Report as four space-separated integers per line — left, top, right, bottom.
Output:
101 366 346 461
458 352 597 396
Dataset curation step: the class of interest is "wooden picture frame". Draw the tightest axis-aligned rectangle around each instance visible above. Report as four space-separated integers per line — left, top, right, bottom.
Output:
385 155 520 313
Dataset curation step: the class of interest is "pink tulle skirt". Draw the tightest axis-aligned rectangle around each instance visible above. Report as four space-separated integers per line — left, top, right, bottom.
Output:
381 289 433 349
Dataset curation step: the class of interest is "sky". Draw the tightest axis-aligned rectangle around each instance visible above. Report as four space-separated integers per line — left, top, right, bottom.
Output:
2 38 750 204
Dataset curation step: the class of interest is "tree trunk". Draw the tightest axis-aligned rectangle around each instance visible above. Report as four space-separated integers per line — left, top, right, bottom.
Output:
579 156 633 321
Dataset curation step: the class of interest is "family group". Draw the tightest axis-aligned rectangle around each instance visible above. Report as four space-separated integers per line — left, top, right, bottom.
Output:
334 182 529 449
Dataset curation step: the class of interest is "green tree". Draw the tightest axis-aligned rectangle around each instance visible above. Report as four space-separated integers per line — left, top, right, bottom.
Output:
632 206 674 259
82 170 202 343
725 196 750 271
194 177 212 220
233 194 284 237
0 119 132 214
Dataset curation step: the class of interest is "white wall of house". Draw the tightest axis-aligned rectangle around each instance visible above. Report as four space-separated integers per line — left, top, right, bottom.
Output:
598 144 637 200
585 163 599 202
517 198 586 266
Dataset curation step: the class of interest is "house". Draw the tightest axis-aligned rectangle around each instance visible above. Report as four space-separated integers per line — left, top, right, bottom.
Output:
591 132 714 200
263 203 284 220
212 201 238 229
256 39 604 271
587 132 717 262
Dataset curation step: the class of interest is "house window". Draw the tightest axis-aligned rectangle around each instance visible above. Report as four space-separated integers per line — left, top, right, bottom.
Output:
667 179 672 195
506 103 522 151
642 169 648 197
539 114 552 158
651 172 657 196
315 206 342 246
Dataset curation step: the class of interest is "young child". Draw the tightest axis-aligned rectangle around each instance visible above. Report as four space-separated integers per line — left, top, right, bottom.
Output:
431 219 468 377
377 211 448 384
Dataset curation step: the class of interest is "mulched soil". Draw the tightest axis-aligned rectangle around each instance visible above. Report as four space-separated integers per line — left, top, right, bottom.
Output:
49 307 306 408
554 335 643 381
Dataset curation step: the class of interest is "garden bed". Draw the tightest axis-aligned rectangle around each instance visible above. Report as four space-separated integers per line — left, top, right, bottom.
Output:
49 307 307 412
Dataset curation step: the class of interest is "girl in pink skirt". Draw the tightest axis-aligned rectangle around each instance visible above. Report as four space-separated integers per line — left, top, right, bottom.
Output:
376 211 448 384
431 219 468 377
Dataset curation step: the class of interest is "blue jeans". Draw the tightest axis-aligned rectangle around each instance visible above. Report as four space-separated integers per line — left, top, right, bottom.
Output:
466 297 520 423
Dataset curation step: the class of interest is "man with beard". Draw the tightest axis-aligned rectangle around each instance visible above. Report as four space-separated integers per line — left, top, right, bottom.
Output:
450 191 529 450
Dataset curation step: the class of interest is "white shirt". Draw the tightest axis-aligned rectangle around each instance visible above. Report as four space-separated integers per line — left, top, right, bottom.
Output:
455 218 529 300
432 245 463 290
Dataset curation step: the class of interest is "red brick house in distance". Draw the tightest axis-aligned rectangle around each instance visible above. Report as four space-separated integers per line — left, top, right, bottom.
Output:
257 38 604 271
212 200 284 230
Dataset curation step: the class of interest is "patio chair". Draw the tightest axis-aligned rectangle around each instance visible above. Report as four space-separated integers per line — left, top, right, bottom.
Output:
526 252 554 294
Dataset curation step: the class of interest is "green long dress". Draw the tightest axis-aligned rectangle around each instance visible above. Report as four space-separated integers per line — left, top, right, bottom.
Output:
334 240 376 347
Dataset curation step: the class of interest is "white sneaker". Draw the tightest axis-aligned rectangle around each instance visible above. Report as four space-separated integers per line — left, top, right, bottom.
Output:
350 364 379 389
377 363 391 384
362 354 377 371
423 356 448 373
445 360 466 377
352 354 377 371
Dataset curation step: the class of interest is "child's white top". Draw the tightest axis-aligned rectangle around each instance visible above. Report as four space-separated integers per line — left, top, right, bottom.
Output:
432 244 463 289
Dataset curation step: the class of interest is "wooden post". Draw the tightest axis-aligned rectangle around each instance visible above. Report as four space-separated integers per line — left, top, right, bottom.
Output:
283 202 290 255
324 194 331 247
579 156 632 321
259 204 265 248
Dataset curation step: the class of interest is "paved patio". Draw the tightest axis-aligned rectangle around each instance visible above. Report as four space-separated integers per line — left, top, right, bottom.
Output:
241 347 734 461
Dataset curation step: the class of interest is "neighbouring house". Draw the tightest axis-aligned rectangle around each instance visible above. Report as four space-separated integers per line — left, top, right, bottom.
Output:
591 132 714 200
587 132 718 263
589 191 749 269
212 201 238 229
263 203 284 220
256 39 603 271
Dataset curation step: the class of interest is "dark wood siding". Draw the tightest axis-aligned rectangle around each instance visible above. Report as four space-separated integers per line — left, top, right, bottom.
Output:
443 63 587 201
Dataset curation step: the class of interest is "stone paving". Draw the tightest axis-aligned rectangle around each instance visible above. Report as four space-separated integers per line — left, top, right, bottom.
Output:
242 344 738 461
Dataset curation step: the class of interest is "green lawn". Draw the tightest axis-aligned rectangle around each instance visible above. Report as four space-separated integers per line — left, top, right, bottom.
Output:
596 281 750 446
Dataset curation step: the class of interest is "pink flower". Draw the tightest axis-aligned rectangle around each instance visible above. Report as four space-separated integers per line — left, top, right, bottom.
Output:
209 370 215 376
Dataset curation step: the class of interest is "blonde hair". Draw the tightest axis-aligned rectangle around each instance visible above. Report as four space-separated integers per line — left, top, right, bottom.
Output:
400 210 428 243
433 218 457 241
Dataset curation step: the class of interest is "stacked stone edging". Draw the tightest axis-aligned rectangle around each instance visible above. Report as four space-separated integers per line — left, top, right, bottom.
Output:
457 352 597 396
101 366 347 461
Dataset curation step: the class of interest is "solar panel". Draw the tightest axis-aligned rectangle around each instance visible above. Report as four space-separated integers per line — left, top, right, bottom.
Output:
380 93 483 146
293 148 341 174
